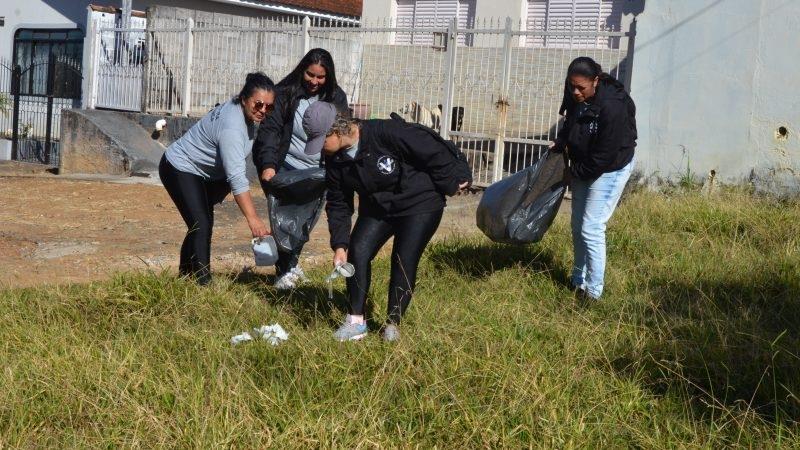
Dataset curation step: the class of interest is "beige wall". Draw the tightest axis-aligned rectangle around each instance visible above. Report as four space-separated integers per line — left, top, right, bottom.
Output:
362 0 396 23
361 0 396 44
474 0 525 22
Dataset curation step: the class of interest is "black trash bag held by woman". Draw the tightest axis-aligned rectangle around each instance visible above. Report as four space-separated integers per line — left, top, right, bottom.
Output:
264 167 326 253
476 150 567 244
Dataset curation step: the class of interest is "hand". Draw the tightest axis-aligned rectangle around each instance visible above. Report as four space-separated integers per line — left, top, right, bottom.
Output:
549 141 566 154
261 168 276 182
248 217 269 238
333 248 347 267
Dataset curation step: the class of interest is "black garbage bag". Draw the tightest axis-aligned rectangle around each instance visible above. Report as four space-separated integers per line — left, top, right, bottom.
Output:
476 150 567 244
264 167 326 253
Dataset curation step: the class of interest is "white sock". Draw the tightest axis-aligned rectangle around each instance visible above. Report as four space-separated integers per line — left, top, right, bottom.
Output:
346 314 365 325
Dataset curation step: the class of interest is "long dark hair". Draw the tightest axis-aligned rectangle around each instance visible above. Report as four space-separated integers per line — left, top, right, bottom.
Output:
234 72 275 104
559 57 625 115
278 48 338 101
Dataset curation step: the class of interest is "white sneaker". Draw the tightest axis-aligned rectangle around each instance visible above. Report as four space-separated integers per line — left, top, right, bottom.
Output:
273 267 306 291
291 267 308 283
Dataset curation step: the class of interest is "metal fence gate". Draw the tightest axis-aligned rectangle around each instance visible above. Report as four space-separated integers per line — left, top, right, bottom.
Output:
91 26 147 111
85 16 634 185
0 55 82 166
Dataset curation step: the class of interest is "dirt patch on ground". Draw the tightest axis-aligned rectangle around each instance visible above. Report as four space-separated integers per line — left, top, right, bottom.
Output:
0 175 482 288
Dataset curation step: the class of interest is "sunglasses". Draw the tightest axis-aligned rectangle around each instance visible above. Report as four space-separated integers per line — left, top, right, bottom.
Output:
253 100 273 112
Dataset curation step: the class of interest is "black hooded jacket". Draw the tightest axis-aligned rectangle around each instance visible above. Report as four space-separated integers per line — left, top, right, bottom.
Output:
553 81 637 180
251 85 349 172
325 119 466 251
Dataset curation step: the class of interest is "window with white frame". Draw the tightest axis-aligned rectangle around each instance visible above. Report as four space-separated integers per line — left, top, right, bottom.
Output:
395 0 477 46
526 0 625 48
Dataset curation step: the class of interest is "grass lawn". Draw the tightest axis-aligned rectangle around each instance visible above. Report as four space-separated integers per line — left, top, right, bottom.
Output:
1 189 799 447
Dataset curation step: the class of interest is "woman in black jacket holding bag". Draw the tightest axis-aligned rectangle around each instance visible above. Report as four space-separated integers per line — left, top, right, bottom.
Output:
252 48 349 290
551 56 637 301
301 101 471 342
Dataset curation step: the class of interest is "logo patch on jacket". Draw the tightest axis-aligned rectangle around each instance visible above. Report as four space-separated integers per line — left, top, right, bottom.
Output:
377 156 396 175
588 120 599 135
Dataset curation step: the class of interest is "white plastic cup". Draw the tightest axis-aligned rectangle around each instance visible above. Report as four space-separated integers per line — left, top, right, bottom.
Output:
325 262 355 299
334 262 355 277
252 236 278 266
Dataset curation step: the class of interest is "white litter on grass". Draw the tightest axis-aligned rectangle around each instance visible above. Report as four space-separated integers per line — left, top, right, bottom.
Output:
231 324 289 346
230 332 253 345
253 324 289 346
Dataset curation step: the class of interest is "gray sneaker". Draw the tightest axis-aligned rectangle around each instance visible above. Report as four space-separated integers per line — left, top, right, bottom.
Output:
333 322 368 342
381 324 400 342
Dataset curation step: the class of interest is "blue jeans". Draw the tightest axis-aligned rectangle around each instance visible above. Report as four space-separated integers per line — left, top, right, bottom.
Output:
570 160 634 299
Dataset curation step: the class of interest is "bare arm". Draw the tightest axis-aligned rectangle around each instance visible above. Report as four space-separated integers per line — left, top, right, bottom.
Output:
233 190 268 237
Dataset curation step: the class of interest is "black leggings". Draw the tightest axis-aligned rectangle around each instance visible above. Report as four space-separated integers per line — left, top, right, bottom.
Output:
346 209 443 325
159 155 230 284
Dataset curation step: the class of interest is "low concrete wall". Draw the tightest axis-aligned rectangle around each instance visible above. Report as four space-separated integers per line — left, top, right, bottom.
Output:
118 112 199 148
60 110 133 175
61 109 259 181
60 110 166 175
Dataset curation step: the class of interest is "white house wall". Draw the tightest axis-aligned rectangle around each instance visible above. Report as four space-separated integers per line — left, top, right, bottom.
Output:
631 0 799 193
1 1 96 64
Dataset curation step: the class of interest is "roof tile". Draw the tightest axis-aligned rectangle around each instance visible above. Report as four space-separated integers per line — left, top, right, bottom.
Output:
269 0 362 17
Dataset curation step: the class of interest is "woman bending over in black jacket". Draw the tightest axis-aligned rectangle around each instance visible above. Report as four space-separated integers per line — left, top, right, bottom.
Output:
551 56 637 301
252 48 349 290
300 101 471 342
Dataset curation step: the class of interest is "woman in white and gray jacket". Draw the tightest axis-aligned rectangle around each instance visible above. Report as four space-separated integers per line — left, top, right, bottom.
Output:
159 73 275 285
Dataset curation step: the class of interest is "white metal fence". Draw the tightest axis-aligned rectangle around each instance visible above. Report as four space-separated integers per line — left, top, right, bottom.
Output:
85 16 634 185
92 28 147 111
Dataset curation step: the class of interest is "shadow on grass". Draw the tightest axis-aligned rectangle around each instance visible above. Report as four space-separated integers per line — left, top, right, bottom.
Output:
222 270 350 329
613 273 800 422
426 239 571 287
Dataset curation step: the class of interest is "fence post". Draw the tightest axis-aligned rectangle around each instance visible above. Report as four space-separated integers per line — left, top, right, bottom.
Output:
44 53 56 165
492 17 514 182
302 16 311 56
140 23 152 113
82 18 96 109
439 17 458 140
10 65 20 160
84 19 102 110
181 18 194 116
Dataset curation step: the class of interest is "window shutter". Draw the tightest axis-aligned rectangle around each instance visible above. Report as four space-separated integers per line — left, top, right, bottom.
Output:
411 0 437 45
457 0 476 45
544 0 574 47
395 0 415 44
601 0 623 30
458 0 476 28
526 0 547 47
573 0 603 46
435 0 459 27
396 0 462 46
525 0 625 48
